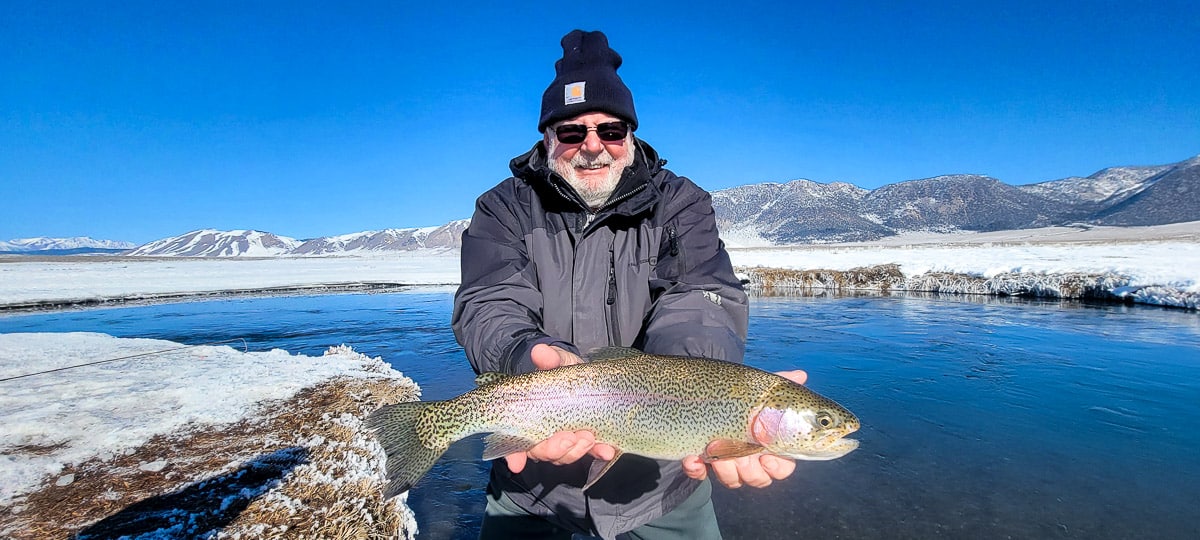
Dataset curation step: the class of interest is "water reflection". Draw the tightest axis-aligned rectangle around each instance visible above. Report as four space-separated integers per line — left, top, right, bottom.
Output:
2 290 1198 539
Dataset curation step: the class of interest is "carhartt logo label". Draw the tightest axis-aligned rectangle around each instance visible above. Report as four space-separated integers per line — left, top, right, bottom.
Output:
564 82 585 105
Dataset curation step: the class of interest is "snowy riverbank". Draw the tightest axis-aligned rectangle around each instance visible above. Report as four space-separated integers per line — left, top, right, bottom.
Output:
0 333 420 539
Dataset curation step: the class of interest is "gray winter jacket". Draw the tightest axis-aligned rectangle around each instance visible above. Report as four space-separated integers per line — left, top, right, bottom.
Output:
451 138 749 538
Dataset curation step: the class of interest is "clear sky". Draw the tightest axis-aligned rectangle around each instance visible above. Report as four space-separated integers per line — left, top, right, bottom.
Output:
2 1 1197 244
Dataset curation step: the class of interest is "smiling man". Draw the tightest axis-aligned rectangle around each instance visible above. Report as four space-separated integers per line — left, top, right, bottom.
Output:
545 111 635 210
452 29 799 539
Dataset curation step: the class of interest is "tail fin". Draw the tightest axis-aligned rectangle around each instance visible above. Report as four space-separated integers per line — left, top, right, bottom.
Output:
366 401 448 497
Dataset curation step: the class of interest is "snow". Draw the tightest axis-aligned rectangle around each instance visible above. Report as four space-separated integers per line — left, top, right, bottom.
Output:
0 252 461 306
731 223 1200 296
0 333 408 507
734 237 1198 293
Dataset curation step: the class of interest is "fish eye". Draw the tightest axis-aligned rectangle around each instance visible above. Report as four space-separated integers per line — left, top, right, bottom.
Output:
817 413 834 428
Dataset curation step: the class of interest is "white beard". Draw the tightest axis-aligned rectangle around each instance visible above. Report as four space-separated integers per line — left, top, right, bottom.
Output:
548 137 636 209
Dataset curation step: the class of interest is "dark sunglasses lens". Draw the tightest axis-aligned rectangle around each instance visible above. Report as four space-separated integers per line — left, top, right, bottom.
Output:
596 122 629 141
554 122 629 144
555 125 587 144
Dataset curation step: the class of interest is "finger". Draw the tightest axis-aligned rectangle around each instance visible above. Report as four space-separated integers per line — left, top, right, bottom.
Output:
734 455 772 488
555 346 584 366
760 455 796 480
681 456 708 480
589 442 618 462
775 369 808 385
552 432 596 465
530 344 562 370
526 432 578 461
505 451 528 474
710 459 742 488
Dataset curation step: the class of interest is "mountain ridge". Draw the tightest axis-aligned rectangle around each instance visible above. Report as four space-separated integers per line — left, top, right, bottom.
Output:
713 154 1199 246
0 237 137 254
9 155 1197 256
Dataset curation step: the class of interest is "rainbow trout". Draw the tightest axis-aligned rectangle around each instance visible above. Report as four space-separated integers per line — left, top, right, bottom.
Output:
367 347 859 496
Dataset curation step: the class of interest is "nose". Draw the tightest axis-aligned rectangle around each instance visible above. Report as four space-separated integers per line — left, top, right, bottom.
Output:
580 130 605 154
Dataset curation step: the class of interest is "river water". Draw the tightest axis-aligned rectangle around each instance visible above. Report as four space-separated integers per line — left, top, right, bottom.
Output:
2 290 1198 539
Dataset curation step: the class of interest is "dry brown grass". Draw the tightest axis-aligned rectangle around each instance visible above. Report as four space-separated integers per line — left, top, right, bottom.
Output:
739 264 1133 302
1 359 420 539
739 264 905 292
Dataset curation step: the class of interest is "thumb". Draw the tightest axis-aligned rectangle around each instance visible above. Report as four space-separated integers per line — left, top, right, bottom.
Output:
530 343 562 370
775 369 808 385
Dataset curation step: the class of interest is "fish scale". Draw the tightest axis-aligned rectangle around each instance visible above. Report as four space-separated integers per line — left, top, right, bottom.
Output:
367 347 859 497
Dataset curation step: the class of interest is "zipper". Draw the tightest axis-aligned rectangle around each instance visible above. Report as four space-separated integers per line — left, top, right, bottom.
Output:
606 244 619 345
667 223 679 256
580 183 649 236
597 183 646 213
607 247 617 306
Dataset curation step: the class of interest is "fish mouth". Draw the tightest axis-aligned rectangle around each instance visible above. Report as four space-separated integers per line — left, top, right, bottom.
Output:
788 430 860 461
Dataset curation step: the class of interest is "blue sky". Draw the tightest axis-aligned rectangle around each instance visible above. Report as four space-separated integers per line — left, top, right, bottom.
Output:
2 1 1197 244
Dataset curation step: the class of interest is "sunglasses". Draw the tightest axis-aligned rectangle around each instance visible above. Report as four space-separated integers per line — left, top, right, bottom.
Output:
553 121 630 144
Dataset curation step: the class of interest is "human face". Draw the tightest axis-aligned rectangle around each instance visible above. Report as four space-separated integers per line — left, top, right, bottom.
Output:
545 112 635 209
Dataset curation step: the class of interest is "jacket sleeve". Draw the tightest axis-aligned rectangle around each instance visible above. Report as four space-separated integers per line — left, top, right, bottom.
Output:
640 177 749 363
451 183 578 375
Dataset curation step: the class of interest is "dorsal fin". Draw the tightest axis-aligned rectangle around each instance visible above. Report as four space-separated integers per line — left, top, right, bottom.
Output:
475 372 511 387
585 346 644 363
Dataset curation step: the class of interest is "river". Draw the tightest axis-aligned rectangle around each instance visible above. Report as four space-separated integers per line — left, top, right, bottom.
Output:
1 290 1197 539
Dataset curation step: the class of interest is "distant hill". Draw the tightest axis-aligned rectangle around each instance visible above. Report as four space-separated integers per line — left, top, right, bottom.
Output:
16 155 1198 256
125 230 301 257
289 221 469 256
1088 156 1200 226
126 221 469 257
712 154 1200 245
0 237 136 254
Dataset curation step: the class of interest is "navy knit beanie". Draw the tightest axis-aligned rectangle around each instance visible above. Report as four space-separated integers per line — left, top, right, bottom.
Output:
538 29 638 132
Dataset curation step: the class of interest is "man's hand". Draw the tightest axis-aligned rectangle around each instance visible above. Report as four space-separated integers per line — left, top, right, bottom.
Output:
505 343 611 473
530 343 583 370
504 430 619 473
680 369 808 488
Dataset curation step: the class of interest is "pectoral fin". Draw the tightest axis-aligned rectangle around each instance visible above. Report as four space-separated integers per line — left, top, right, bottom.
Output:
583 450 624 491
702 439 765 462
481 433 538 461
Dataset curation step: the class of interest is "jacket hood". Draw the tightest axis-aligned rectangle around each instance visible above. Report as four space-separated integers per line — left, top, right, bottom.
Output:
508 137 665 212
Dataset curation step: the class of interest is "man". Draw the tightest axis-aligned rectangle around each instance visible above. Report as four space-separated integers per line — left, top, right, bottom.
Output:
452 29 802 540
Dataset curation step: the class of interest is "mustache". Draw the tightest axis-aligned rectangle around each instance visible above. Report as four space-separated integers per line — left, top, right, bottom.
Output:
570 150 615 169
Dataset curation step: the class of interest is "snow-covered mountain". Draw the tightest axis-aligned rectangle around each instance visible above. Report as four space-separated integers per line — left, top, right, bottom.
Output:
291 220 468 255
127 230 301 257
714 154 1200 245
1020 164 1171 204
1088 155 1200 226
712 180 882 245
0 237 136 254
127 221 470 257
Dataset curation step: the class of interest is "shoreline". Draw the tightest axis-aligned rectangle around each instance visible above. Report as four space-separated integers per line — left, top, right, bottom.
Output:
0 339 420 539
0 282 417 313
0 266 1194 314
1 223 1197 313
